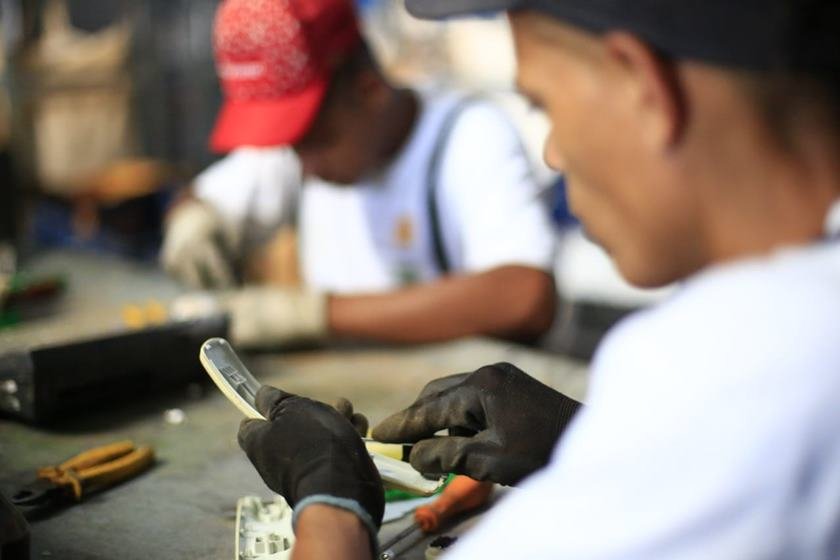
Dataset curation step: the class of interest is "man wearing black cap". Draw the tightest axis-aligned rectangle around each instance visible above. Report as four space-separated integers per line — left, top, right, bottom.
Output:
236 1 840 557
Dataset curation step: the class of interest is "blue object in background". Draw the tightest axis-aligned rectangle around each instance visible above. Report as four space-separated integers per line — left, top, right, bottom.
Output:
32 189 173 261
354 0 379 10
551 175 579 229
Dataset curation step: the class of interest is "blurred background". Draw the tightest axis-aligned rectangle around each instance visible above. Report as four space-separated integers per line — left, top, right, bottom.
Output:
0 0 669 358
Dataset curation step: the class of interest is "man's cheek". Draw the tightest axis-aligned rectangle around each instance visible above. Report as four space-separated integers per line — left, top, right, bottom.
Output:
563 175 586 220
542 130 567 173
565 174 612 239
568 182 607 251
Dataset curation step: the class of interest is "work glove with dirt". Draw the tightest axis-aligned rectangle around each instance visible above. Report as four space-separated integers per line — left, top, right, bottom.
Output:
238 387 383 551
160 198 238 289
224 287 328 348
373 362 582 486
171 286 328 348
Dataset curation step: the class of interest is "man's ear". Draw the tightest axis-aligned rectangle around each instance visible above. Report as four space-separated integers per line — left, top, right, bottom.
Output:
603 32 686 150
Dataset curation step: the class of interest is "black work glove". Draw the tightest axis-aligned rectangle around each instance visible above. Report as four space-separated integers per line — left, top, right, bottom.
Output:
334 397 370 437
238 387 384 549
372 362 582 486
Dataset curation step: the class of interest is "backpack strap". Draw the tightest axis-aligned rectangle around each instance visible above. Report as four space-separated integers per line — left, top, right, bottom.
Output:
426 96 479 275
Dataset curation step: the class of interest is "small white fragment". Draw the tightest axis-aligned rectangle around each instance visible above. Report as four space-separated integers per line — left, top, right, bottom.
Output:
170 293 223 321
164 408 187 425
0 379 18 394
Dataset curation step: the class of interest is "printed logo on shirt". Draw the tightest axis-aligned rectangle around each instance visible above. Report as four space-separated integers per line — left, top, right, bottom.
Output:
394 215 415 249
394 215 419 285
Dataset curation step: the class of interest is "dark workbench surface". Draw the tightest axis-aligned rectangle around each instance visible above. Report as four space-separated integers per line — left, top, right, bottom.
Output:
0 252 589 559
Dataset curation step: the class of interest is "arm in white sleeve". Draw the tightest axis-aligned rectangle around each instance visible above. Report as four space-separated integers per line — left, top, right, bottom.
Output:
437 101 556 274
193 147 302 250
444 262 840 559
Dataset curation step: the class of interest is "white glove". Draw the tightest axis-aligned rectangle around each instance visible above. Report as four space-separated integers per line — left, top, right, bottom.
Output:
161 199 237 289
225 287 329 348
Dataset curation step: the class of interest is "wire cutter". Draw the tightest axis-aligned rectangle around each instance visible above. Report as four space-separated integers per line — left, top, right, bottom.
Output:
11 440 155 520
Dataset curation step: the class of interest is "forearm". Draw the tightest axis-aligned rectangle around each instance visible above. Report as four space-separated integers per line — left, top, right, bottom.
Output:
293 505 374 560
328 266 556 343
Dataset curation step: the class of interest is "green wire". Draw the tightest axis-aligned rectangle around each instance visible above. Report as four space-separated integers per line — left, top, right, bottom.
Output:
384 473 456 503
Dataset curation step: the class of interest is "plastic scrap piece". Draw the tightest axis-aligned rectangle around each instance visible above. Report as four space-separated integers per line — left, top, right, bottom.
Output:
236 495 295 560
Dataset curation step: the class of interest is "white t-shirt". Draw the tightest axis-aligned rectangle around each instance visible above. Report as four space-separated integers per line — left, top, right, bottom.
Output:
446 204 840 559
194 92 554 294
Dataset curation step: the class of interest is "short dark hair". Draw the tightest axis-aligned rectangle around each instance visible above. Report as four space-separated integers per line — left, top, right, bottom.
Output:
747 0 840 140
737 72 838 150
792 2 840 116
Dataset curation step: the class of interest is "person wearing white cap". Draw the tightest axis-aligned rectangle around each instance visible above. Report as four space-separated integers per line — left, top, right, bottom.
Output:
161 0 558 348
235 0 840 558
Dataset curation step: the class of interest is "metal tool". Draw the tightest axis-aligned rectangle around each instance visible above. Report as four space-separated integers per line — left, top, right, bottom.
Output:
12 440 155 520
425 535 458 559
379 476 493 559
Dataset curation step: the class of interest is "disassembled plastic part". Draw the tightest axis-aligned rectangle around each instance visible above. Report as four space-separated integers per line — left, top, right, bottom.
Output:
236 495 295 560
200 338 445 496
371 453 442 495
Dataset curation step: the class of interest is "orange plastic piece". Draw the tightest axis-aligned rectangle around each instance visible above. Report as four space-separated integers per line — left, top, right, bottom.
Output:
414 475 493 533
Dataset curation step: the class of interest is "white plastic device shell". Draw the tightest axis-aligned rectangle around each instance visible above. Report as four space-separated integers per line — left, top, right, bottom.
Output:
200 338 444 496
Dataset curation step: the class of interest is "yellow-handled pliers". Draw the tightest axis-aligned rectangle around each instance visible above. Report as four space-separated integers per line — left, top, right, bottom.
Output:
12 440 154 519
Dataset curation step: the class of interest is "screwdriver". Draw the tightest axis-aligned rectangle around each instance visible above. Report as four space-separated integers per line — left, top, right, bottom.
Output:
379 476 494 560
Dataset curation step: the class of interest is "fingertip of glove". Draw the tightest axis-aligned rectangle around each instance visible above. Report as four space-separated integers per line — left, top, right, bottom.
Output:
351 413 369 437
369 421 396 443
333 397 353 417
237 418 265 449
255 385 293 417
407 438 440 473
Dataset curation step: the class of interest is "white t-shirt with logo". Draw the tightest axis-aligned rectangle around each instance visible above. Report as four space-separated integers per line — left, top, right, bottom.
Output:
444 202 840 559
194 92 555 294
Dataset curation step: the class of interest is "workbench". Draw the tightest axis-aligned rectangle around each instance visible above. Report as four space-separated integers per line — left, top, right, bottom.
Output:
0 252 589 559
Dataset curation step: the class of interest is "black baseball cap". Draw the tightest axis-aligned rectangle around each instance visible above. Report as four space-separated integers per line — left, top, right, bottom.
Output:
405 0 840 73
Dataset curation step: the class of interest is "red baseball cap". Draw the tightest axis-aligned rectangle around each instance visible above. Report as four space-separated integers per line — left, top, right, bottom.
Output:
210 0 362 153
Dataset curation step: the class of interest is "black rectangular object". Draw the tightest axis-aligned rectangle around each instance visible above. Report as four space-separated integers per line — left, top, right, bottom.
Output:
0 316 228 424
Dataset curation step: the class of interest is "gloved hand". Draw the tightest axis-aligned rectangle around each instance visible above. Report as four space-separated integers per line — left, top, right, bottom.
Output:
225 287 328 348
238 387 383 552
334 397 370 437
160 198 237 289
373 362 582 486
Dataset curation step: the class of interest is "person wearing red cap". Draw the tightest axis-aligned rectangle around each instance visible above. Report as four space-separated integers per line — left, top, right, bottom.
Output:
161 0 558 349
235 0 840 558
